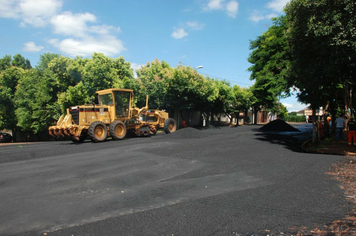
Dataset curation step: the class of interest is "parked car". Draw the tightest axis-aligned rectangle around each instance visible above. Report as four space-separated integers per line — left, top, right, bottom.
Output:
0 132 13 143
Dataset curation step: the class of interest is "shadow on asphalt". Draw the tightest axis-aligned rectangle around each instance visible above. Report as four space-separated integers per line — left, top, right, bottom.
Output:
253 123 313 153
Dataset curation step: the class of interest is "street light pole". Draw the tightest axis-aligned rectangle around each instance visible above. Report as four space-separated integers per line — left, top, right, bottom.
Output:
194 65 205 126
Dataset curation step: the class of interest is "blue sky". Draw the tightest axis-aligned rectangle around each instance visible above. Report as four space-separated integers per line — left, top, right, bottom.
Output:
0 0 306 111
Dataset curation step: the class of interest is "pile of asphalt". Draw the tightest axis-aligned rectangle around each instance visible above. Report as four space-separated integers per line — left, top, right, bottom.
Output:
259 119 300 132
167 127 206 139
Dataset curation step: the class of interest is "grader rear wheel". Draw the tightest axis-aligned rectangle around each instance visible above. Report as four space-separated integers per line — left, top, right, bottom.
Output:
88 121 107 142
109 120 127 140
164 118 177 134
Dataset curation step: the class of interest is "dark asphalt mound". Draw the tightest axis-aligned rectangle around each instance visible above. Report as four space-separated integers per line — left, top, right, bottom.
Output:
167 127 206 139
259 119 300 132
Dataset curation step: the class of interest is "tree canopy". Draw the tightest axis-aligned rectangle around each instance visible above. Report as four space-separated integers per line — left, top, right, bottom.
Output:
285 0 356 116
0 53 262 139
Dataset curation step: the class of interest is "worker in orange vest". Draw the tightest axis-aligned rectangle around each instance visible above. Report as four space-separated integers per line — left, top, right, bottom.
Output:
347 116 356 146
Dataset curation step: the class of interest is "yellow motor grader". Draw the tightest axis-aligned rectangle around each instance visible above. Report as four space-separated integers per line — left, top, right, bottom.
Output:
48 88 177 143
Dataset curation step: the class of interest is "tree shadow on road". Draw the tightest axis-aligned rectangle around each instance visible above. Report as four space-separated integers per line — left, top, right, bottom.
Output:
254 129 309 153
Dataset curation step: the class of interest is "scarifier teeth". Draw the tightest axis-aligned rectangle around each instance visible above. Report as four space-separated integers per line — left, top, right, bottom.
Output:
63 129 70 136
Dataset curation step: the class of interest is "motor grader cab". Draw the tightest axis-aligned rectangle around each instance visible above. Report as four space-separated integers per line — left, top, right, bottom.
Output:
48 88 177 143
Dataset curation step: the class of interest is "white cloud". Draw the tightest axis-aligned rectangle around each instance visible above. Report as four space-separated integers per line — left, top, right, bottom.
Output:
0 0 125 58
89 25 121 35
186 21 205 30
0 0 20 18
249 10 279 23
207 0 225 10
171 28 188 39
131 62 144 78
131 63 143 71
266 0 290 13
226 1 238 18
49 35 125 57
48 6 125 57
20 0 62 27
249 0 289 23
49 9 125 57
282 102 308 112
23 41 44 52
0 0 62 27
204 0 238 18
249 10 265 23
51 11 96 37
266 13 279 19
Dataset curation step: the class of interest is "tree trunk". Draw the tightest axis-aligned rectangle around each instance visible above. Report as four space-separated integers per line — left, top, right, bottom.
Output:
254 109 258 125
210 112 214 126
235 111 239 126
12 127 17 142
174 108 180 129
312 108 318 143
244 109 249 125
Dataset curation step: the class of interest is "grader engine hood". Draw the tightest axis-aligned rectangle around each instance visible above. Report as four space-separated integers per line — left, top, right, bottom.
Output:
69 106 111 125
49 105 111 138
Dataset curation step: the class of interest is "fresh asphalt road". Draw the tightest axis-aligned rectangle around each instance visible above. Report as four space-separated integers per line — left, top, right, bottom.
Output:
0 125 348 236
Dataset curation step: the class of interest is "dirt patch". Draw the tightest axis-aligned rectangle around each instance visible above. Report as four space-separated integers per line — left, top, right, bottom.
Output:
303 131 356 156
260 119 300 132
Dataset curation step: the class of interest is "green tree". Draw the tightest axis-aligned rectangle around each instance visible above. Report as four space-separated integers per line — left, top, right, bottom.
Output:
285 0 356 141
11 54 32 69
37 53 59 70
47 56 80 94
55 54 134 114
112 56 135 88
248 16 291 124
0 67 25 132
232 85 256 125
211 79 236 124
166 66 218 110
164 66 219 124
80 53 134 98
15 69 58 136
135 59 173 108
269 102 288 120
57 81 89 111
0 55 11 71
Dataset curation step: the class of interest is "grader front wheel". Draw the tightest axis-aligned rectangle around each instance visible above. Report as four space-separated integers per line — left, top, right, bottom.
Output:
88 121 108 142
109 120 127 140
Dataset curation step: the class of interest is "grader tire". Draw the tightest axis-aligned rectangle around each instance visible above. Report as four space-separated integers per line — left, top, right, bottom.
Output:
109 120 127 140
164 118 177 134
88 121 108 142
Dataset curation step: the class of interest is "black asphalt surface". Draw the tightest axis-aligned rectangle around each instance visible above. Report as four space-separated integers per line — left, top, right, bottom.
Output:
0 125 349 236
